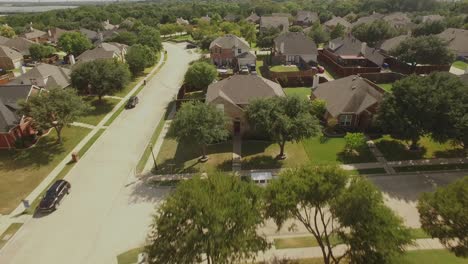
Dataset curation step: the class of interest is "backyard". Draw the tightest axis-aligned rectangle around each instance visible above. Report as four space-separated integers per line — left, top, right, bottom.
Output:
0 126 90 214
283 87 311 98
270 65 300 72
378 83 393 92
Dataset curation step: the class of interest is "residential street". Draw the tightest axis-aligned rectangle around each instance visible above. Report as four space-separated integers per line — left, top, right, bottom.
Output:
0 42 198 264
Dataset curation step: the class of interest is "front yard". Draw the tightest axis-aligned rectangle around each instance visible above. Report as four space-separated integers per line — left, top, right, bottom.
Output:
283 87 311 98
374 135 465 161
77 97 121 126
0 126 90 214
241 141 310 170
270 65 300 72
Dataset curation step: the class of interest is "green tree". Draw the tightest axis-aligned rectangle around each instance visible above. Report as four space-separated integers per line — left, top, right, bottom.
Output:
168 101 228 161
413 20 446 36
125 44 157 75
311 98 327 120
58 32 93 56
184 61 217 91
308 23 330 44
246 96 321 159
29 44 55 61
71 59 131 101
19 89 90 143
146 173 268 264
418 176 468 257
108 31 137 46
390 35 455 65
240 22 257 45
330 23 346 39
344 132 367 154
289 25 304 32
137 25 162 51
219 21 241 35
257 27 281 49
352 19 397 46
265 165 412 264
0 24 15 38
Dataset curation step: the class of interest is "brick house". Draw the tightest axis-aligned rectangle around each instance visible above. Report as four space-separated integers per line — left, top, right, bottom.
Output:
311 75 385 130
10 63 71 89
0 84 41 149
206 75 285 135
0 45 23 70
209 35 256 69
76 42 127 64
273 32 318 66
21 23 48 43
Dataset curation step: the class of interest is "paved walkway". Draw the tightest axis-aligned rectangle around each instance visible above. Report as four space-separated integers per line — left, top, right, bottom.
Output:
232 135 242 173
103 95 124 100
366 137 396 174
0 51 167 241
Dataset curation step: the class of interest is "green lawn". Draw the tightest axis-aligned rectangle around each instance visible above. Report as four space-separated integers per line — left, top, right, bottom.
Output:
169 34 193 42
115 58 159 98
452 60 468 71
302 136 376 165
256 59 264 76
183 91 205 100
117 247 144 264
270 65 300 72
241 141 310 170
284 87 311 98
374 135 465 161
0 126 90 214
0 223 23 249
77 97 120 126
155 139 232 174
378 83 393 92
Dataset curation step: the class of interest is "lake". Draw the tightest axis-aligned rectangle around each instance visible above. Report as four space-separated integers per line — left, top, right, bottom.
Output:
0 5 79 13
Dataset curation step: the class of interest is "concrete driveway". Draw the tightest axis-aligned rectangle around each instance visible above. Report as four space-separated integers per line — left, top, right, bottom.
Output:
0 42 198 264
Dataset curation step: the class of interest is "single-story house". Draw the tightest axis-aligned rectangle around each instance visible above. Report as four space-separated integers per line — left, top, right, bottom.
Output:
377 34 410 55
21 24 48 43
206 74 285 135
0 45 23 70
9 63 71 89
324 16 352 32
209 34 256 69
295 11 319 27
324 35 385 68
4 37 34 57
311 75 385 130
437 28 468 60
260 16 289 33
383 12 415 30
273 32 318 65
76 42 127 64
245 12 260 24
0 84 41 149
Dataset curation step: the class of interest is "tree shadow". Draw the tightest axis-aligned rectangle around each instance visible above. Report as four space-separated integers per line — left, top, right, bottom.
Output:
375 139 426 161
433 148 466 159
337 148 377 164
242 155 282 170
82 97 116 119
126 180 172 205
241 140 271 156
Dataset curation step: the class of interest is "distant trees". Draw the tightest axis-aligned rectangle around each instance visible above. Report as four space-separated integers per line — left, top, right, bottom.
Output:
246 96 321 159
71 59 131 101
29 44 55 61
0 24 15 38
58 32 93 56
108 31 138 46
240 22 257 45
352 20 397 46
168 101 228 161
158 23 184 35
19 89 90 143
136 25 162 51
184 61 217 91
390 35 455 65
413 20 446 36
418 176 468 257
330 23 346 39
125 44 157 75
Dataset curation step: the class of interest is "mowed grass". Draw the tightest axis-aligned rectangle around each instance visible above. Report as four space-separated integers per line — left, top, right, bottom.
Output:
0 126 90 214
284 87 311 98
374 135 465 161
378 83 393 92
155 139 233 174
77 97 120 126
452 60 468 70
241 141 310 170
270 65 300 72
274 235 341 249
0 223 23 249
117 247 144 264
256 59 264 76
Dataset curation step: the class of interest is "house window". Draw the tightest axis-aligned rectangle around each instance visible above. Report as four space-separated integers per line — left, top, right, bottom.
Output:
339 114 352 126
238 48 242 54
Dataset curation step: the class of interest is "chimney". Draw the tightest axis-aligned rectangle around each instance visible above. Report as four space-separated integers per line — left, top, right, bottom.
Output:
312 75 319 90
69 54 75 65
48 29 52 37
361 42 367 56
280 42 284 53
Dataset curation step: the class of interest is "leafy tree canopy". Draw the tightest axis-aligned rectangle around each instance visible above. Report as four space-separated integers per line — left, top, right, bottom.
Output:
29 44 56 61
0 24 15 38
351 19 398 46
136 25 162 51
58 31 93 56
390 35 455 65
125 44 157 75
413 20 446 37
184 61 217 90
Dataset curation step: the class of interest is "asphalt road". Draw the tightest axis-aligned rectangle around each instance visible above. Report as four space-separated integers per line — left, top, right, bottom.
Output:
0 43 198 264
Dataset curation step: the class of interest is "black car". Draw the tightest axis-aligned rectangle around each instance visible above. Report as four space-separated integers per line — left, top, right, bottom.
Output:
38 180 71 212
126 96 139 109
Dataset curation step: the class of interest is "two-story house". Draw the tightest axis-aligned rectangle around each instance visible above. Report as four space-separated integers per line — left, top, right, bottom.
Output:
209 34 256 69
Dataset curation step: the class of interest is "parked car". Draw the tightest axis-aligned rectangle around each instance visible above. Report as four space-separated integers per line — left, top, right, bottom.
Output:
38 180 71 212
126 96 139 109
240 66 249 74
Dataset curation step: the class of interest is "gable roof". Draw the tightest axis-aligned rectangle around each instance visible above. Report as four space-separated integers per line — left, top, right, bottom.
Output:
10 64 71 89
352 13 384 27
0 45 23 61
324 16 352 29
383 12 414 28
378 34 410 53
4 37 34 56
260 16 289 32
313 75 384 117
0 84 36 132
296 10 319 24
328 35 385 66
80 28 98 41
206 75 285 105
76 42 126 63
274 32 317 57
209 34 250 50
0 36 10 45
23 28 47 40
246 12 260 23
437 28 468 57
48 27 70 42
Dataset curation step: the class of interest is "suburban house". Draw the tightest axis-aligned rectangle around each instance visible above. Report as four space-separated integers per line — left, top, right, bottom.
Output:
176 17 189 25
377 34 410 55
352 12 384 27
4 37 34 57
0 36 10 45
311 75 385 130
0 84 41 149
21 24 48 43
437 28 468 60
206 74 285 135
10 64 71 89
324 16 352 32
0 46 24 70
47 27 70 44
272 32 318 65
320 35 385 76
76 42 127 63
383 12 414 29
209 34 256 69
260 16 289 33
245 12 260 24
295 11 319 27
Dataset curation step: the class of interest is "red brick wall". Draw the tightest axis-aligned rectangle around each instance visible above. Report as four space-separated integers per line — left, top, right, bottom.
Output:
210 47 235 65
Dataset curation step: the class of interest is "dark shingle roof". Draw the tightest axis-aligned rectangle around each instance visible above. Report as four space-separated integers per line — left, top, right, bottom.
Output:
296 11 319 24
245 12 260 23
206 75 284 105
274 32 317 57
352 13 384 27
0 84 34 132
324 16 352 29
437 28 468 57
260 16 289 32
313 75 383 117
10 64 71 89
0 45 23 61
378 34 410 53
328 35 385 66
209 34 250 50
4 37 34 56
